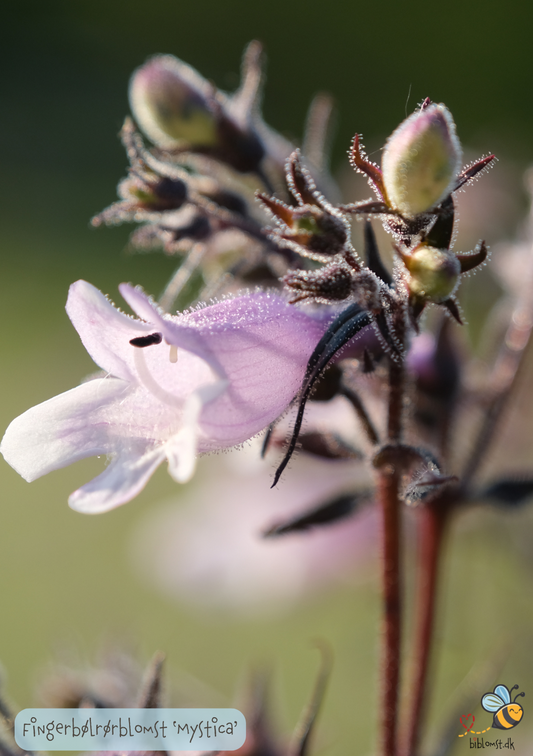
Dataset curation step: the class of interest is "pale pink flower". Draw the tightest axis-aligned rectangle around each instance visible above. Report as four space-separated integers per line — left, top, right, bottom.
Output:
1 281 343 513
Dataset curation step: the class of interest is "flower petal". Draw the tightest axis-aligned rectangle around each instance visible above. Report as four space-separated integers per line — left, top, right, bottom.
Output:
66 280 154 380
0 379 129 481
68 447 166 514
165 379 229 483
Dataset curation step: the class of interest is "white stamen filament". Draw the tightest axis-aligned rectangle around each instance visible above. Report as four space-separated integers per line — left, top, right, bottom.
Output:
133 347 183 408
169 344 178 363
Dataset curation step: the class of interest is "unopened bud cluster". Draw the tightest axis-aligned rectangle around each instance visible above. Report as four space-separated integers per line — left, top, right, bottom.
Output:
259 99 493 330
95 43 494 346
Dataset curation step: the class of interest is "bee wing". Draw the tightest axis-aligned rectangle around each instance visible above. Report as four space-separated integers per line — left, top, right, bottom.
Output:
494 685 511 704
482 693 505 712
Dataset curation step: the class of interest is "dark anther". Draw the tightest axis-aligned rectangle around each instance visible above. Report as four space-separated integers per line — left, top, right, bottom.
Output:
129 332 163 347
272 304 371 488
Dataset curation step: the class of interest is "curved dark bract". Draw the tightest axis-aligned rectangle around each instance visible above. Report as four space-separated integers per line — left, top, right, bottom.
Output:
263 491 368 536
423 195 455 249
364 220 393 286
271 306 371 487
481 477 533 508
306 302 366 374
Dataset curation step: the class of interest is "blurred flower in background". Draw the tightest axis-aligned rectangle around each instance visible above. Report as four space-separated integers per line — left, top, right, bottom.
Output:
130 402 379 615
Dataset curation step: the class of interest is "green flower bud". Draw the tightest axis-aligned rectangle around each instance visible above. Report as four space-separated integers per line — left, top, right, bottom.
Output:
404 244 461 302
382 103 462 219
130 55 218 148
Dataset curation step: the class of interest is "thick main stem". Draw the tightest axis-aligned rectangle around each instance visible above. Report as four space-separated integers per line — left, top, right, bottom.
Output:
378 466 402 756
400 499 449 756
377 358 405 756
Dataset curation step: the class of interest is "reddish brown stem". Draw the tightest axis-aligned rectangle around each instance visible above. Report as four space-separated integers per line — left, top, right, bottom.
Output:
376 356 405 756
400 499 450 756
377 466 402 756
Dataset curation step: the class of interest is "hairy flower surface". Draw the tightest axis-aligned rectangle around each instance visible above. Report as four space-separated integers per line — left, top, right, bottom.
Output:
1 281 337 513
381 102 462 218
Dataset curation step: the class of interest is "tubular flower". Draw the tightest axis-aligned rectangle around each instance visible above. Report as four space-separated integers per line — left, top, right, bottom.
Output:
1 281 345 513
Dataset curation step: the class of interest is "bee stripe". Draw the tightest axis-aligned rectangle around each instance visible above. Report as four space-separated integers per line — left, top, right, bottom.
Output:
497 707 519 728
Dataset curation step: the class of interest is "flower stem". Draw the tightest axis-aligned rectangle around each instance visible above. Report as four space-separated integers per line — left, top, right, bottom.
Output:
376 357 405 756
377 465 402 756
400 497 450 756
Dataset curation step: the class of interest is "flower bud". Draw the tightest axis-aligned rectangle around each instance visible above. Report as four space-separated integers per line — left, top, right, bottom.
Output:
122 175 188 212
130 55 218 148
382 103 462 218
283 261 354 303
403 244 460 302
292 209 348 256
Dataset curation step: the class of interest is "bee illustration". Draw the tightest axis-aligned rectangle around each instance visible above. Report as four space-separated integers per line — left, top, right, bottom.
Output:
481 684 525 730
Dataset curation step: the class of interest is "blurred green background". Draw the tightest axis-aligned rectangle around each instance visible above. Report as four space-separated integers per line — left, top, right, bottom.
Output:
2 1 533 754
